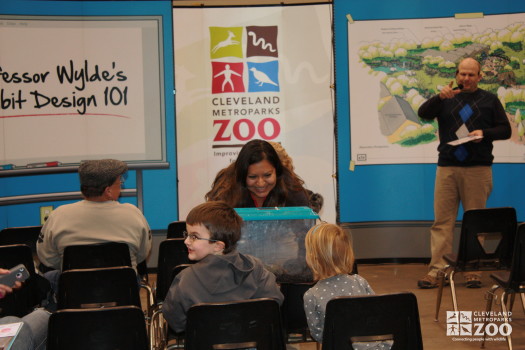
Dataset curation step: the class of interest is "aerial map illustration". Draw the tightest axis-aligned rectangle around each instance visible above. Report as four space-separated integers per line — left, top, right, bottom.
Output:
348 14 525 164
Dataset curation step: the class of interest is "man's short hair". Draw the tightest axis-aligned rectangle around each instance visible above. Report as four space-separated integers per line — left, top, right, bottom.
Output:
456 57 481 75
79 159 128 198
186 201 243 254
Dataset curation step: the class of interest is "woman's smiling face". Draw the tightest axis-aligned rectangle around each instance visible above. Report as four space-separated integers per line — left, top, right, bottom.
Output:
245 159 276 200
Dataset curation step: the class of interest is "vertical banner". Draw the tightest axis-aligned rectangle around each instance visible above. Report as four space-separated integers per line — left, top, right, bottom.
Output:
174 5 335 221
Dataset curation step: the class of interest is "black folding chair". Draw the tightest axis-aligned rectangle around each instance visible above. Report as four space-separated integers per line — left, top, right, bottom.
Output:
482 222 525 349
153 239 191 304
185 298 286 350
47 305 149 350
166 221 186 239
62 242 132 271
0 244 46 317
62 240 150 281
150 238 191 349
435 207 517 321
57 266 141 310
150 263 191 350
61 242 153 316
322 292 423 350
0 225 42 254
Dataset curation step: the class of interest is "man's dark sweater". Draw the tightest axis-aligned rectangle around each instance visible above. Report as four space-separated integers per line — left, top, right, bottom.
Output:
418 88 511 166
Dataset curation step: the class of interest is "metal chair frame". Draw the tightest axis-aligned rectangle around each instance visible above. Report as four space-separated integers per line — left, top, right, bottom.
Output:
481 223 525 350
435 207 517 321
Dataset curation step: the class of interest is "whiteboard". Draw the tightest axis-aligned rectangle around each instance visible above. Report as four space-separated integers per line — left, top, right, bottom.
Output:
0 15 166 168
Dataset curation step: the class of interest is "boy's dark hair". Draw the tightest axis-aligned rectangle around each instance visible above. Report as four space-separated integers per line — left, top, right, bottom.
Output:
186 201 243 254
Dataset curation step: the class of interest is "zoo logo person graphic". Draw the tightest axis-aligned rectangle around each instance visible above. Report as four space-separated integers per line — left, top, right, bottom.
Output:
210 26 279 94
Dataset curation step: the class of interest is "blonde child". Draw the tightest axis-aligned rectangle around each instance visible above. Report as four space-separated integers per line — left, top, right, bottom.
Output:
303 222 374 343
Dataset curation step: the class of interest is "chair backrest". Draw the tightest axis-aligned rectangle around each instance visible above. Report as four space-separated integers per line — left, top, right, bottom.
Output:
47 305 149 350
322 292 423 350
166 221 186 239
0 244 36 275
507 223 525 291
170 264 191 284
456 207 517 270
185 298 286 350
0 226 42 253
0 244 40 317
279 282 315 337
62 242 132 271
155 238 191 303
57 266 141 310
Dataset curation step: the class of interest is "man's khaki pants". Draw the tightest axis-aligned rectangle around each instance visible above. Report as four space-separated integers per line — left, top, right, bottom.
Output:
427 166 493 277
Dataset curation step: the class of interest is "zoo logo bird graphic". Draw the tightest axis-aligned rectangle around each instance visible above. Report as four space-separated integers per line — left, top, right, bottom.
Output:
249 67 279 87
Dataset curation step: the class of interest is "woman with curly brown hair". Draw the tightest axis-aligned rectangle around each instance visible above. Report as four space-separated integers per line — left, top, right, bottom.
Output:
205 139 310 208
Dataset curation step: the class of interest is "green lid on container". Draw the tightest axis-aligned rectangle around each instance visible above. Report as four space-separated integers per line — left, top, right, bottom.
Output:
234 206 319 221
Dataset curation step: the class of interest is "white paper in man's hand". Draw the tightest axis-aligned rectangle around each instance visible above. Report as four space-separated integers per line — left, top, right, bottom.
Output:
447 135 483 146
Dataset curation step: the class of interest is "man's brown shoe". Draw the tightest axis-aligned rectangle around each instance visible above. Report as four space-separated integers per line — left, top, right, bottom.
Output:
465 274 482 288
418 274 438 289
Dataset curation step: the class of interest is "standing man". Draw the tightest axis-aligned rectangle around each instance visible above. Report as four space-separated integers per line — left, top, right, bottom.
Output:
417 57 511 289
37 159 151 278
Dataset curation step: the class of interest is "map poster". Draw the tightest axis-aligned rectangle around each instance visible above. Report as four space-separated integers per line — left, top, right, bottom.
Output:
348 14 525 165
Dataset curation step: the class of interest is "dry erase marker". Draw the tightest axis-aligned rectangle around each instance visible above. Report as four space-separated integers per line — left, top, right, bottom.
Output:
26 161 61 168
0 164 14 170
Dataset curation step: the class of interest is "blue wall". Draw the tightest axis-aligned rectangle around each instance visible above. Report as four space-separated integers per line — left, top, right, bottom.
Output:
334 0 525 223
0 1 177 230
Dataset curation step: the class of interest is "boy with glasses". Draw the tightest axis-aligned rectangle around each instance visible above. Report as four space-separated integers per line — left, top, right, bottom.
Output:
162 201 283 333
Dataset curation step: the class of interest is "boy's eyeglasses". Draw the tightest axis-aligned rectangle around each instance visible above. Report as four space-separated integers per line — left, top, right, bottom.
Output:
183 231 218 243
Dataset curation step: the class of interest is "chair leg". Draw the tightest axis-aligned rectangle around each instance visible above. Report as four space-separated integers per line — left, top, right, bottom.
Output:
150 308 168 350
435 268 448 321
508 293 516 313
481 285 499 349
140 282 155 319
449 270 459 314
520 293 525 314
500 292 513 350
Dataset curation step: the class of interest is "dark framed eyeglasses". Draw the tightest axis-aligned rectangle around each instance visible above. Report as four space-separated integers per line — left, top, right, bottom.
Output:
183 231 218 243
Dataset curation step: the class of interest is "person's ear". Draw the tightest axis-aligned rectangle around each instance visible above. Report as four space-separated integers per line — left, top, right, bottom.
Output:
104 186 114 200
213 240 225 253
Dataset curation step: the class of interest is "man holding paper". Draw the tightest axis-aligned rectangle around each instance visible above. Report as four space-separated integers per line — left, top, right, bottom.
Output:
417 57 511 289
